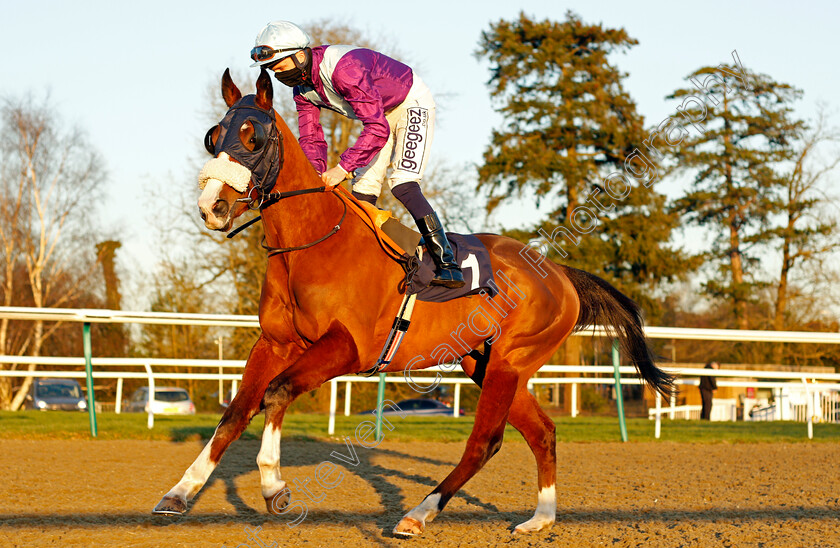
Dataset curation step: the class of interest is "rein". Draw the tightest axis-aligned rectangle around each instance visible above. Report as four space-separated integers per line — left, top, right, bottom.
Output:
261 190 347 256
227 185 348 256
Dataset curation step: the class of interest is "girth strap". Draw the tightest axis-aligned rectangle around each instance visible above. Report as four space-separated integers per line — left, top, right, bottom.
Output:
360 289 418 377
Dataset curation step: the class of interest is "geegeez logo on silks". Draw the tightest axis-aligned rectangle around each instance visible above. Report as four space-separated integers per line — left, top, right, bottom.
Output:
399 107 428 173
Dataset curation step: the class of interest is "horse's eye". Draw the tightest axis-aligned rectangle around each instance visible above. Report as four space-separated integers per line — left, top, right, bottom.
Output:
204 125 220 155
240 119 267 152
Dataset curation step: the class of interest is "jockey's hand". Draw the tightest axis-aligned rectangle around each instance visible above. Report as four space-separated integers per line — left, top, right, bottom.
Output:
321 165 349 187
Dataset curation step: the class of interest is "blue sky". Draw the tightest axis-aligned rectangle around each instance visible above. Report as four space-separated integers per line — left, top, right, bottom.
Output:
2 0 838 272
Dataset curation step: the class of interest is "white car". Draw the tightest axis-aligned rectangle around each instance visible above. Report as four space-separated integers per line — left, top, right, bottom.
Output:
126 387 195 415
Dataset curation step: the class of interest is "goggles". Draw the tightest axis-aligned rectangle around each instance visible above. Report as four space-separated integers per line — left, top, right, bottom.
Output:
250 45 300 63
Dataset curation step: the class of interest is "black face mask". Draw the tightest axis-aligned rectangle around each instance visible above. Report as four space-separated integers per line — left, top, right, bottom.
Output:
273 48 312 87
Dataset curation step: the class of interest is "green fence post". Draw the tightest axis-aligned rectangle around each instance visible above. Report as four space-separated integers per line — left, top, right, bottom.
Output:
612 338 628 442
82 322 98 437
375 372 386 442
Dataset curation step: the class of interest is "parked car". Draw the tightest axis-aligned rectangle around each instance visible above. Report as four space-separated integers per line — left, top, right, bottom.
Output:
24 378 87 411
126 387 195 415
359 398 463 417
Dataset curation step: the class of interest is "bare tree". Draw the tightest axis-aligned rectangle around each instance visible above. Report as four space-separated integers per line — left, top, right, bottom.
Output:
763 109 840 363
0 95 107 409
136 258 222 401
768 108 840 332
376 159 489 233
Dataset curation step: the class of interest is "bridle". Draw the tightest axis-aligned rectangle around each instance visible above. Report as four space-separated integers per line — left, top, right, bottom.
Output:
237 184 348 257
221 103 347 255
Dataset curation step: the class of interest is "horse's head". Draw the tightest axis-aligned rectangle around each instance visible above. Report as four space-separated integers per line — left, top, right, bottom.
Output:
197 69 282 231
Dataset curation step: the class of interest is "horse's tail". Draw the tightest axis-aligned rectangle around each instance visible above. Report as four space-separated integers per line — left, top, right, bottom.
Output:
562 265 675 399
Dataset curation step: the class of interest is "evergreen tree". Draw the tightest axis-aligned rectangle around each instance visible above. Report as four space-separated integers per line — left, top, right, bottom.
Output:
477 11 640 221
476 11 693 317
667 64 806 330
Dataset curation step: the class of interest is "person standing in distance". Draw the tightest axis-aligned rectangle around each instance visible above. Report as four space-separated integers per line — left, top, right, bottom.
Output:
250 21 464 289
699 361 719 420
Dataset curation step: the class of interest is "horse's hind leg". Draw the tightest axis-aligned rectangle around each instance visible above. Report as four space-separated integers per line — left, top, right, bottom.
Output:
152 335 298 515
393 360 520 537
506 388 557 533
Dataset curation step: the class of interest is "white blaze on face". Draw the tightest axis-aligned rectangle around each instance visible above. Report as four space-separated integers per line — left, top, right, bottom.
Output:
197 152 253 230
198 178 227 230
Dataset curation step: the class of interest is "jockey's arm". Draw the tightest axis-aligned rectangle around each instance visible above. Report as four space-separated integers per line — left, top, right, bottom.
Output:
294 92 329 174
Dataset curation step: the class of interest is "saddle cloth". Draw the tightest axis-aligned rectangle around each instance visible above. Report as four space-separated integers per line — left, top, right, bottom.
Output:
408 233 497 303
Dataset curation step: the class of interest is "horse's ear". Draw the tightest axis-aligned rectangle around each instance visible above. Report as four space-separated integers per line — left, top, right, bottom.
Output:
255 69 273 111
221 68 242 107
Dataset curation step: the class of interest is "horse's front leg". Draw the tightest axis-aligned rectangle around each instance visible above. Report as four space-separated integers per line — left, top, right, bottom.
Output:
258 322 360 513
153 335 301 515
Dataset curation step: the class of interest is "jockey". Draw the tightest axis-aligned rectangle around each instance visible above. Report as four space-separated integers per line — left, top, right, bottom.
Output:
250 20 465 289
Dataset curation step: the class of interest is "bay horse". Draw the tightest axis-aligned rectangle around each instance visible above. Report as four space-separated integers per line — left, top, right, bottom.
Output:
153 69 673 536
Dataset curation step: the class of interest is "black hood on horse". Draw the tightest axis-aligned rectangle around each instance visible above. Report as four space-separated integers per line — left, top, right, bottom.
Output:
204 94 283 195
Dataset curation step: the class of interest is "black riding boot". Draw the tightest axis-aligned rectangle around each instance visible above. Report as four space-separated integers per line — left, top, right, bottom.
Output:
415 212 465 289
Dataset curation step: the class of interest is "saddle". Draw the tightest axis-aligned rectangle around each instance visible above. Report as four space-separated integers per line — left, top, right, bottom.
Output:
334 186 496 301
333 186 418 262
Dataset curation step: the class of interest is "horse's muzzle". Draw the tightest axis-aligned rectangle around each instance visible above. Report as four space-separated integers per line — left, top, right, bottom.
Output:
198 199 233 231
212 199 230 219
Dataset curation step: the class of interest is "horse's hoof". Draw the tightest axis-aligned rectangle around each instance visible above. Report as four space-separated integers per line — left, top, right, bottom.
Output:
152 494 188 516
393 516 424 537
513 518 554 534
266 489 291 515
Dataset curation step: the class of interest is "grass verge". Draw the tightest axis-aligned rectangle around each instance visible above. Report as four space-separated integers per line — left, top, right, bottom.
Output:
2 411 839 443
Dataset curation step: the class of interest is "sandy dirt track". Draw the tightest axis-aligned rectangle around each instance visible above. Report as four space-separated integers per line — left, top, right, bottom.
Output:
1 439 839 547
